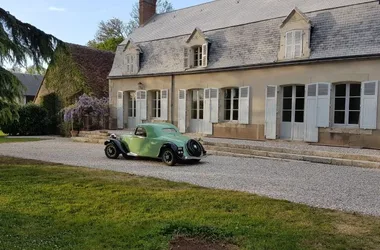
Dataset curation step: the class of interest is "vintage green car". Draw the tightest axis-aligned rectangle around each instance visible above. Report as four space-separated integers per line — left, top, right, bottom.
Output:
104 123 206 166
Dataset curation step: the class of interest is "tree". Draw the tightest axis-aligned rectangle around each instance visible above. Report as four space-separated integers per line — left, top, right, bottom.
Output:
25 65 47 75
126 0 173 36
0 8 60 126
88 0 173 52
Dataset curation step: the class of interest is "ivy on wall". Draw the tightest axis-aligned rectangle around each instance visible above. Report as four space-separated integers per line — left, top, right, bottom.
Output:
44 45 91 107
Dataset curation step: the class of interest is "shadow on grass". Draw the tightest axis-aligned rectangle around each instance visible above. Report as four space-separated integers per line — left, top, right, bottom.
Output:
0 156 62 166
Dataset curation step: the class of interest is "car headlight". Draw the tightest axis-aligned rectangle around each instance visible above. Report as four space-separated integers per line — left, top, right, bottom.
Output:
110 133 117 139
178 147 184 155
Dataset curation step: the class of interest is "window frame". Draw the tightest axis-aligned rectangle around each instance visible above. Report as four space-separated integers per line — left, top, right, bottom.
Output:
126 54 135 74
152 90 161 119
191 89 204 120
193 46 203 67
333 83 361 127
128 92 137 118
224 88 239 122
285 30 303 60
135 127 147 137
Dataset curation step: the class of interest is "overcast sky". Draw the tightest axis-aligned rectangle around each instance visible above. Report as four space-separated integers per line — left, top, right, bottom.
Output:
1 0 210 45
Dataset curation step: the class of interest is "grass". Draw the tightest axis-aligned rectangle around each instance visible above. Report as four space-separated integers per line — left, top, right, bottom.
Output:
0 137 42 143
0 156 380 250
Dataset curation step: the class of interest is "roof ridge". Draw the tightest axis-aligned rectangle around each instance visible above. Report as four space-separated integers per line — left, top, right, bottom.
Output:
65 42 115 55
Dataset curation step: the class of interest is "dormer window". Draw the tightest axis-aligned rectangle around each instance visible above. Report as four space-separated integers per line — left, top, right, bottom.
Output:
278 8 311 61
122 39 141 75
184 28 209 69
285 30 303 59
193 46 203 67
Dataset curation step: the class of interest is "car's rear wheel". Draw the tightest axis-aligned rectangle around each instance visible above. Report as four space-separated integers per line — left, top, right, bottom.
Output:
105 143 120 159
162 149 177 166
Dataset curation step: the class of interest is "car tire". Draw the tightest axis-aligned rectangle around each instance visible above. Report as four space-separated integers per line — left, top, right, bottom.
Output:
105 143 120 159
162 149 177 166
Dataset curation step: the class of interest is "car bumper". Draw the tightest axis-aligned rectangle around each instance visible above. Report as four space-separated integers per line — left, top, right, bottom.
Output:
181 152 207 160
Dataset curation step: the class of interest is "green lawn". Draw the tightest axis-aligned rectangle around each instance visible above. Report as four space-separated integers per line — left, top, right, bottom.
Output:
0 137 42 143
0 157 380 250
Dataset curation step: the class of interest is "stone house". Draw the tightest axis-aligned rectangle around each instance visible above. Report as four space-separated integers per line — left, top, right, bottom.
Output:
12 72 43 104
108 0 380 149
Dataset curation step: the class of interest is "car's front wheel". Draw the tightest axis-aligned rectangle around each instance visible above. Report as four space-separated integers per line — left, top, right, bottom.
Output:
162 149 177 166
105 143 120 159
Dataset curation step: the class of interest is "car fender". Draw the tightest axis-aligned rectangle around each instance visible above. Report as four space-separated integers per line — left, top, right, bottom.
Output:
158 142 178 157
105 139 129 155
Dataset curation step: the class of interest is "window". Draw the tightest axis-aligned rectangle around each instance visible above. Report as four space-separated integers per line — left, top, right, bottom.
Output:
135 127 147 137
191 90 204 120
282 85 305 123
152 91 161 118
334 83 361 126
125 55 135 73
193 46 203 67
162 128 177 134
224 88 239 121
128 92 136 118
285 30 303 59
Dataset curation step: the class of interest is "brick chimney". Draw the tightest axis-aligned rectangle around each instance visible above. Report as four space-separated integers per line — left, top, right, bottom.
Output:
139 0 157 26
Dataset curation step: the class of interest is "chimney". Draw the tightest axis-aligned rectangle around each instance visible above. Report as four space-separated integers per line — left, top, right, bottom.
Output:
139 0 157 26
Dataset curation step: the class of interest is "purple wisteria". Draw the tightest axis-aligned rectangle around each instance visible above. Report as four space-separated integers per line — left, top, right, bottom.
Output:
63 94 109 123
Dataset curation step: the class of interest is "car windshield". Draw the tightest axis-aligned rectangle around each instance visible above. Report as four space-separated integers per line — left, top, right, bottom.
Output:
162 128 178 134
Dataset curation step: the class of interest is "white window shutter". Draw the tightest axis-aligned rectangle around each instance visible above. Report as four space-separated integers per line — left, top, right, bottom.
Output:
304 84 318 142
210 88 219 123
140 90 147 120
360 81 379 129
135 53 140 73
294 31 303 58
285 32 293 59
316 83 331 128
238 86 250 124
265 85 277 139
184 47 190 69
160 89 169 121
136 91 142 124
117 91 124 129
202 43 208 67
204 88 211 123
178 89 187 133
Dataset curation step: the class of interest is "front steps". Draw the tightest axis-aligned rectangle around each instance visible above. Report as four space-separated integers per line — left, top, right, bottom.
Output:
203 141 380 169
71 131 110 144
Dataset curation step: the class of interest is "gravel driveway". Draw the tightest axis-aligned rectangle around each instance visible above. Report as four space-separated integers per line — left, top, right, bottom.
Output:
1 138 380 216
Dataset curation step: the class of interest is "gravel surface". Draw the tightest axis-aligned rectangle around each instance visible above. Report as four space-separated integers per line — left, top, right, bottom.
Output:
204 137 380 156
1 138 380 216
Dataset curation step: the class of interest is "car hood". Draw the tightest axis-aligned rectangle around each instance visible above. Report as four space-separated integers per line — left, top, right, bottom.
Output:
158 134 191 146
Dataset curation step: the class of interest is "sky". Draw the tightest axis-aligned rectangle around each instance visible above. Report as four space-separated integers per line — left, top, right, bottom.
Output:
1 0 211 45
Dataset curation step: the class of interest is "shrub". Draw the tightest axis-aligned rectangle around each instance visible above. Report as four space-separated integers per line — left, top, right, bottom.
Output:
41 93 61 135
2 104 50 136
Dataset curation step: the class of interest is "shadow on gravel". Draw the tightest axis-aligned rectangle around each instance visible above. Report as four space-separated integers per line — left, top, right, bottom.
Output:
112 156 207 167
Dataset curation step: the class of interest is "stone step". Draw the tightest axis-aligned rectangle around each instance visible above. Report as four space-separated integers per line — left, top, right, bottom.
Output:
205 146 380 169
203 141 380 163
72 137 105 144
78 131 110 136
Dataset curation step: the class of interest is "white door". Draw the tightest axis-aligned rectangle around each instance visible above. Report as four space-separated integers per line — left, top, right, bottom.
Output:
189 89 205 133
117 91 124 129
280 85 305 141
127 92 137 129
265 86 277 139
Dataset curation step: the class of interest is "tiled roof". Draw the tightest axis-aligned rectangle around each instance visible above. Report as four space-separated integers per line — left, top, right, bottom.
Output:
127 0 374 43
67 43 114 98
110 1 380 77
13 73 43 96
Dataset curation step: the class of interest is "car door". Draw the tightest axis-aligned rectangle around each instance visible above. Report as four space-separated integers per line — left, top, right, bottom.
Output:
128 127 148 155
